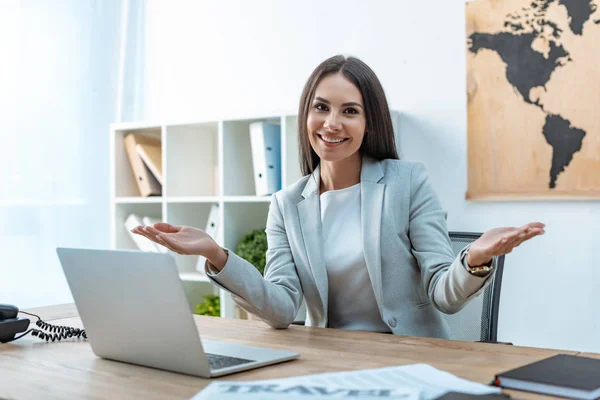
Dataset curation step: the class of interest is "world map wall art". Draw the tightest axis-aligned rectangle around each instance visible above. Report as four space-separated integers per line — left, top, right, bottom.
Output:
466 0 600 200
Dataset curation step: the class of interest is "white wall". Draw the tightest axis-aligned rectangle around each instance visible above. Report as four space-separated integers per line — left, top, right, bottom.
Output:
141 0 600 352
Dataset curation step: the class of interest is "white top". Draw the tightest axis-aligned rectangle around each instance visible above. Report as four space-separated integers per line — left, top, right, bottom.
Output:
320 183 391 333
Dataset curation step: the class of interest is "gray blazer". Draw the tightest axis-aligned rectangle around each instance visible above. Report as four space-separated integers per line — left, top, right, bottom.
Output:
207 156 495 339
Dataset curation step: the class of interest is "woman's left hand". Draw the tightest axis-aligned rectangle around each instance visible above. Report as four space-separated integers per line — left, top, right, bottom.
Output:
466 222 545 267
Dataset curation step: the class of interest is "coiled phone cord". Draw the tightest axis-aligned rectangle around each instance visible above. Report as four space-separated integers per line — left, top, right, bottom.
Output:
14 310 87 342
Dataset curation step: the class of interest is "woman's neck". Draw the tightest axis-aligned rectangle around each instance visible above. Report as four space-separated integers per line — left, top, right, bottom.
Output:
319 153 362 194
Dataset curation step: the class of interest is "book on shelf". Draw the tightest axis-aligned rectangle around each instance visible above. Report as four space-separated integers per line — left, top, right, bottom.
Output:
136 141 163 185
493 353 600 400
195 203 220 275
123 133 162 197
249 121 281 196
124 213 159 252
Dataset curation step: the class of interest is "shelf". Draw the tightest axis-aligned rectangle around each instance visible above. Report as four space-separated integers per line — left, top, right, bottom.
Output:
115 197 162 204
166 202 215 231
165 196 219 203
110 111 400 319
222 196 272 203
165 123 219 197
179 272 210 282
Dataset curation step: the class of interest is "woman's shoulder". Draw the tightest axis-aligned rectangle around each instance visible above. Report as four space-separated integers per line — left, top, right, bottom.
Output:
271 174 312 205
378 158 428 181
380 158 423 170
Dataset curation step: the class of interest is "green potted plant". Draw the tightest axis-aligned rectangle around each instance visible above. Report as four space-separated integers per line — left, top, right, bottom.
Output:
235 228 267 276
194 295 220 317
235 228 267 319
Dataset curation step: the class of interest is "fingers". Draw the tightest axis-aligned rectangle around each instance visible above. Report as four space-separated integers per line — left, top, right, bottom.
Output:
132 226 156 242
144 225 163 239
495 226 545 256
512 227 545 248
488 223 545 257
490 229 522 255
523 222 545 230
142 226 182 254
153 222 181 233
130 225 181 254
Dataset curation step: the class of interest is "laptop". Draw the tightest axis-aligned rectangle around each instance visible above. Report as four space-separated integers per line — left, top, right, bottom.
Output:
56 247 299 377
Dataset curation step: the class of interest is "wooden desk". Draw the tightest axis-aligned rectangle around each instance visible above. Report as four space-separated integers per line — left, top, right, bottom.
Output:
0 304 585 399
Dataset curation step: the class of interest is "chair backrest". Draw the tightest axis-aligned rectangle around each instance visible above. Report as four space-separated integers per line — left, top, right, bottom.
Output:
442 232 505 342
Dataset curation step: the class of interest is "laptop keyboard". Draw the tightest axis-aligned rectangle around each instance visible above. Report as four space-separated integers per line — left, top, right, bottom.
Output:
205 352 255 370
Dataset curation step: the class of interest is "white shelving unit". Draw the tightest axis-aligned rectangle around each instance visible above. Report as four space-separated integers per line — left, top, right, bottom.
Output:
109 112 400 319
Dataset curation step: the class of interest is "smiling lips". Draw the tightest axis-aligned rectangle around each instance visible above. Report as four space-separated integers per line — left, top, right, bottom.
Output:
317 133 349 147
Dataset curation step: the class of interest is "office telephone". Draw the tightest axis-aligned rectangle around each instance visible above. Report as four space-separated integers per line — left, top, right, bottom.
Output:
0 303 87 343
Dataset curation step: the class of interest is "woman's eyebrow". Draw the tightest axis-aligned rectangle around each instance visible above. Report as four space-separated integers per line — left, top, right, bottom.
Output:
314 97 363 109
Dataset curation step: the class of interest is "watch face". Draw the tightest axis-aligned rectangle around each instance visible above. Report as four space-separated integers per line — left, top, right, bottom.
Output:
469 266 493 277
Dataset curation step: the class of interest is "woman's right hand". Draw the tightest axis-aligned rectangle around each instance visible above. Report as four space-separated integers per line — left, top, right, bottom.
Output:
132 222 218 257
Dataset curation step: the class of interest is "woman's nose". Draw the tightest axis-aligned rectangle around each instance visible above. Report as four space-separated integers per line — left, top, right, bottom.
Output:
324 112 341 131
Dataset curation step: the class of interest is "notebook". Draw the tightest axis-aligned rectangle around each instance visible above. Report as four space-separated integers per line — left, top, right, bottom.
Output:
494 354 600 400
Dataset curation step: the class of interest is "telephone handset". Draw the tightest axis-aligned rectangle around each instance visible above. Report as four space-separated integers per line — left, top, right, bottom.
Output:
0 303 87 343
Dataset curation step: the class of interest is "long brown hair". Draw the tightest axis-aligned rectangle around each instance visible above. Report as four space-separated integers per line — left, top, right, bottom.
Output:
297 55 399 176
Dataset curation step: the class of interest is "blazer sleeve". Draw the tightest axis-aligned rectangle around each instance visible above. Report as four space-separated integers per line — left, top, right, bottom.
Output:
408 163 496 314
204 194 303 328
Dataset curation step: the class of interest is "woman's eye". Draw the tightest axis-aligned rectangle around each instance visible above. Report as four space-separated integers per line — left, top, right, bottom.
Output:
345 108 358 115
315 103 328 111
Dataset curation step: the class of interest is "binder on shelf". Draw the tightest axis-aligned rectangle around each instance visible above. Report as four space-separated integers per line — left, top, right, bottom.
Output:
195 203 220 274
136 141 163 185
124 213 160 253
249 122 281 196
142 216 168 253
124 133 162 197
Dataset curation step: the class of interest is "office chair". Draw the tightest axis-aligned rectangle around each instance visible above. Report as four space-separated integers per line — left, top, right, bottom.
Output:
443 231 506 343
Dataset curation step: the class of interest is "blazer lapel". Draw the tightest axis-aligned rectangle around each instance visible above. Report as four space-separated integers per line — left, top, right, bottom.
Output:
298 166 329 321
360 156 385 314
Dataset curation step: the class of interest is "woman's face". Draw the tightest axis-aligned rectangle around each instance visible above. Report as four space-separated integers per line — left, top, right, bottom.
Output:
307 72 366 164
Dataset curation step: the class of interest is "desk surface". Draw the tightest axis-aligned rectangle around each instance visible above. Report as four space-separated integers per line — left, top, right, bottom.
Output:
0 304 586 400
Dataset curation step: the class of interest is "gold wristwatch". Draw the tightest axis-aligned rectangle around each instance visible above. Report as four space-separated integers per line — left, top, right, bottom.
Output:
462 247 494 277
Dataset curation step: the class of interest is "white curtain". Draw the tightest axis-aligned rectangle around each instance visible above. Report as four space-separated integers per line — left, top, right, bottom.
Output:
0 0 143 307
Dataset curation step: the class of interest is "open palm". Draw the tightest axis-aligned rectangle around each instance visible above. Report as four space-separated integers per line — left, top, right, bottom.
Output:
131 222 216 256
468 222 545 266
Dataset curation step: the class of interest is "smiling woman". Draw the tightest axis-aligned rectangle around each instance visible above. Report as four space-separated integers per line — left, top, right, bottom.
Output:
306 74 367 191
297 55 399 194
133 55 545 339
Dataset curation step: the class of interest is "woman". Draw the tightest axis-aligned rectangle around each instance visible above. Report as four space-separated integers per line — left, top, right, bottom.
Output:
133 55 544 338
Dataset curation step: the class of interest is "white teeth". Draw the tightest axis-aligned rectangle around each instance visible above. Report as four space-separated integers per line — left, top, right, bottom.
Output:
320 135 345 143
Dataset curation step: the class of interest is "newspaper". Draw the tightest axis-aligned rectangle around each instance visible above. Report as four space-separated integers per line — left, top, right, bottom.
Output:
190 364 501 399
